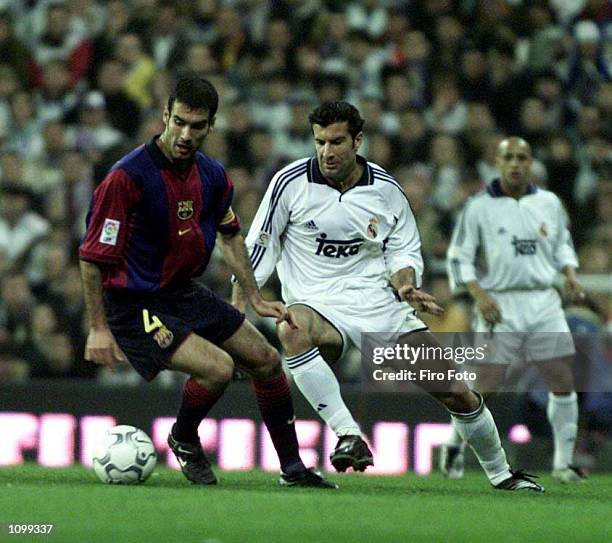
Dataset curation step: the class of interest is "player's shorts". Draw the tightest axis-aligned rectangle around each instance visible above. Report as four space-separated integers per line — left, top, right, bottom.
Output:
289 286 428 360
103 281 245 381
472 288 575 365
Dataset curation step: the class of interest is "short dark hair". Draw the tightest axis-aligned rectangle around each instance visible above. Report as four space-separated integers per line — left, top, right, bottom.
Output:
167 75 219 119
308 101 365 140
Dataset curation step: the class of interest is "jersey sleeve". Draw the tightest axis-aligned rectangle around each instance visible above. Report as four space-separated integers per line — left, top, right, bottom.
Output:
217 170 241 235
446 198 480 292
78 169 141 264
383 192 424 288
553 198 579 270
243 169 292 288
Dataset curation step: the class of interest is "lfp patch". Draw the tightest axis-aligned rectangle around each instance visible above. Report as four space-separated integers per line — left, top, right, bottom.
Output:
100 218 120 245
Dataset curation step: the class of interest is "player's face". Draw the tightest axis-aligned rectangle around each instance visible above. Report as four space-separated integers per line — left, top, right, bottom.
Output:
161 100 214 161
496 139 533 191
313 122 363 184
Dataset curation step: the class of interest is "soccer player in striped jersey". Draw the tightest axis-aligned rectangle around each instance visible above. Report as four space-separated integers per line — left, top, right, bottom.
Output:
442 137 585 483
233 102 543 491
79 76 335 489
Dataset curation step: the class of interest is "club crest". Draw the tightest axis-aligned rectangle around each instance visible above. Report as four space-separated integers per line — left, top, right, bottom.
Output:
177 200 194 220
539 223 548 237
367 217 378 238
154 326 174 349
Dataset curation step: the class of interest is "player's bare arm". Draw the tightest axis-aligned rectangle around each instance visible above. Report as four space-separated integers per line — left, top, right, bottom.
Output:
466 280 502 324
217 230 296 327
562 265 585 303
79 260 127 367
391 267 443 315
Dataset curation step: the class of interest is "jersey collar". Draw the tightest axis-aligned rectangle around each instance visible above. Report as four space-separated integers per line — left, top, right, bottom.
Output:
146 135 196 173
487 178 538 198
308 155 372 189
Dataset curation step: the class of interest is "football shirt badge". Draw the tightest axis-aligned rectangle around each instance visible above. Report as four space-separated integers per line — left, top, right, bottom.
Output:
177 200 194 220
367 217 378 238
100 218 120 245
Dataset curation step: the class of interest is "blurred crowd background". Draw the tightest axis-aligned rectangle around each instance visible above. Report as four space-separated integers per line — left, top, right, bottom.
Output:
0 0 610 392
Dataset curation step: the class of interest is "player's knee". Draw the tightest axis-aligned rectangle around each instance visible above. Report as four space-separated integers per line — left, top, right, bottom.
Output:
278 318 312 352
205 352 235 388
251 345 282 380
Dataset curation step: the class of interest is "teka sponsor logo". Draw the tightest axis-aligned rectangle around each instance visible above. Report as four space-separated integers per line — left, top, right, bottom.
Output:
512 236 537 256
315 233 364 258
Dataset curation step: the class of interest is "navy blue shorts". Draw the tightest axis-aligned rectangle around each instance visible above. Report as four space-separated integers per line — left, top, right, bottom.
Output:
103 282 245 381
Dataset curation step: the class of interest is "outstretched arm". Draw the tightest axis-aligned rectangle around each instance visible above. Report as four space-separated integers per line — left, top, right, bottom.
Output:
390 267 443 315
218 231 295 327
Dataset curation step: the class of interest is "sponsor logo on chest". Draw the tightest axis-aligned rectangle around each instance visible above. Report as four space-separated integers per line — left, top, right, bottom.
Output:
315 233 364 258
512 236 537 256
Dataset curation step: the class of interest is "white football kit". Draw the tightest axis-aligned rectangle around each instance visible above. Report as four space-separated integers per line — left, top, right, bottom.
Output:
447 180 578 363
245 156 428 356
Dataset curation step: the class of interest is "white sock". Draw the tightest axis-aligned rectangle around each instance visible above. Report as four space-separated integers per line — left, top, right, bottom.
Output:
547 391 578 470
450 397 511 486
286 347 361 437
446 425 466 450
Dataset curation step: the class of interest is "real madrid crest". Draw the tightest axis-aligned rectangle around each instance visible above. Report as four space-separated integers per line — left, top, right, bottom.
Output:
367 217 378 238
539 223 548 238
177 200 194 220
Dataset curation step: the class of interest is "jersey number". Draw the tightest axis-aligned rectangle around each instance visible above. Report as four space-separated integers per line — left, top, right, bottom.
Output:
142 309 164 333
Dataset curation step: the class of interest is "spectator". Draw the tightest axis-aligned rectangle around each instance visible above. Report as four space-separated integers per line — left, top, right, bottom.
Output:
30 2 92 86
114 32 156 109
95 59 141 138
0 186 49 272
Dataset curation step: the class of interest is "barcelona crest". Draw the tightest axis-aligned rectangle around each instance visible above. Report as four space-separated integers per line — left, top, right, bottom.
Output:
177 200 194 220
154 326 174 349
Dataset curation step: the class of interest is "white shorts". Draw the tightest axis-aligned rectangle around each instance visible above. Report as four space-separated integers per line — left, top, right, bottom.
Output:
290 287 428 359
473 288 575 365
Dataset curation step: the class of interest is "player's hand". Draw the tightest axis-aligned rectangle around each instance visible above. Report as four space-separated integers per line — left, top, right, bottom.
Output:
475 292 502 325
85 328 128 369
397 285 444 315
250 297 298 329
564 277 585 303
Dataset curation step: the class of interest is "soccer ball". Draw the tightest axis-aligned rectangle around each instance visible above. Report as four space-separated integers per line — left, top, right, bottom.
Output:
93 425 157 484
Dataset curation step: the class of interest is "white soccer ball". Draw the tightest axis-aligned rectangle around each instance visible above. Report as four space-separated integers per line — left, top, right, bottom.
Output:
92 425 157 484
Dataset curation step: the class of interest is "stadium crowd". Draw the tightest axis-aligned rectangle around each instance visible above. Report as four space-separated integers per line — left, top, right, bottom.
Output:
0 0 610 389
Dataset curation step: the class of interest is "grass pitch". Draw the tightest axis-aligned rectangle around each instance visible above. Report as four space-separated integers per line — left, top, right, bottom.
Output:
1 465 610 543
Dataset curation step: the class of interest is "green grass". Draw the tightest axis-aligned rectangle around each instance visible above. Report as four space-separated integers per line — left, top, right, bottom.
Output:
1 465 610 543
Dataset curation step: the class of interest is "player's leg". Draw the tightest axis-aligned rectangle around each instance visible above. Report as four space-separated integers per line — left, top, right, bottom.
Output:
277 304 373 472
536 356 584 482
104 295 229 485
165 333 235 484
221 318 336 488
440 365 507 478
403 330 542 490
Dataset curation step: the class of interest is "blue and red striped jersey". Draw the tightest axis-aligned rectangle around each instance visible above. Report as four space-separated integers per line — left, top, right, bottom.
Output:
79 137 240 292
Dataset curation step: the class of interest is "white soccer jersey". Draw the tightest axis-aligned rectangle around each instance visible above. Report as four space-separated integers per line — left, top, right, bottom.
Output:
447 180 578 292
245 156 424 306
